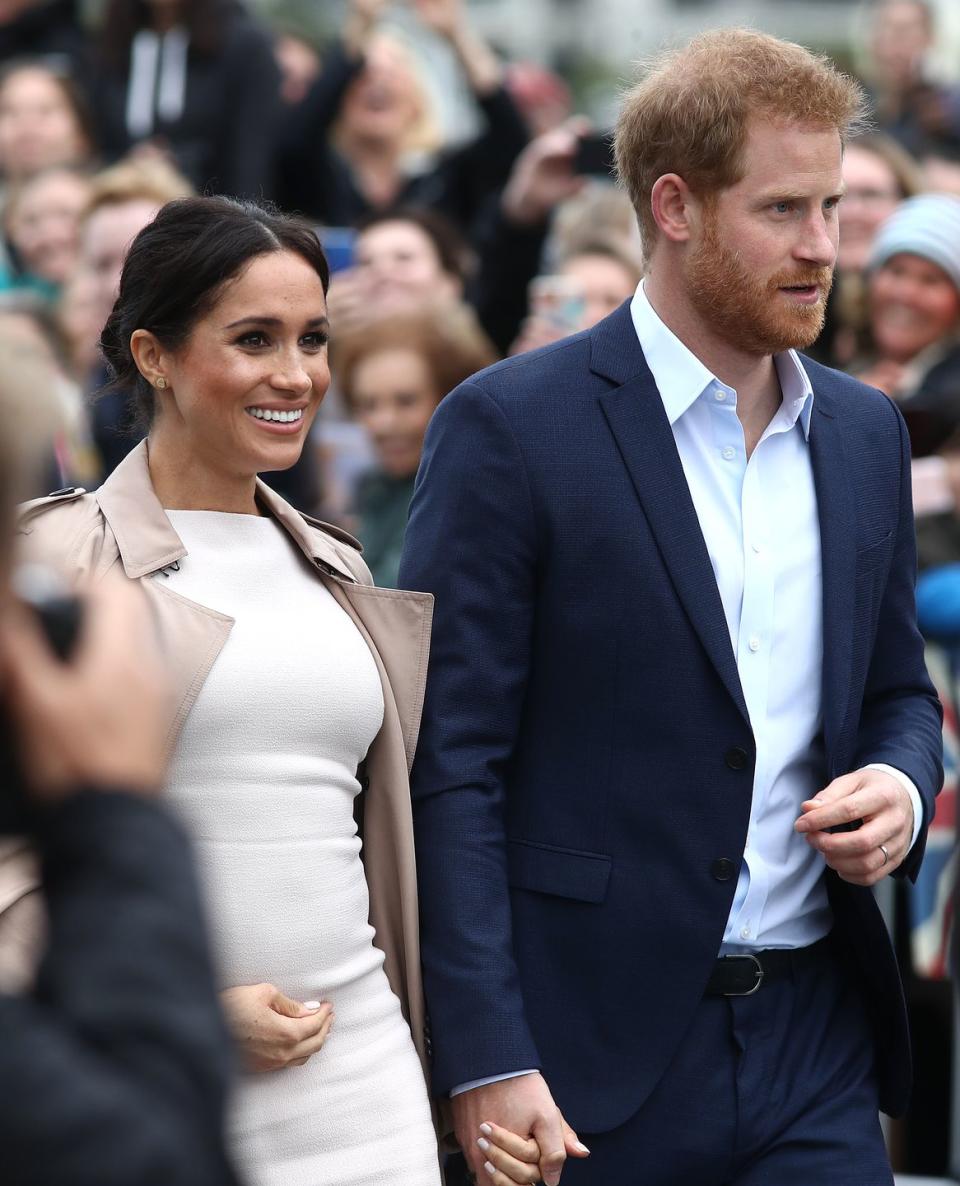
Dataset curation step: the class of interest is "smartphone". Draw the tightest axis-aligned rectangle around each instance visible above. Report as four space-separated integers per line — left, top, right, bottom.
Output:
574 133 616 179
529 275 586 336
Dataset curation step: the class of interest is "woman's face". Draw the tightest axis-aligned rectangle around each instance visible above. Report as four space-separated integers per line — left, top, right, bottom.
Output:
0 68 86 180
340 39 423 146
560 253 638 329
869 252 960 362
354 220 460 306
154 250 330 478
8 169 90 284
838 146 902 273
350 347 439 479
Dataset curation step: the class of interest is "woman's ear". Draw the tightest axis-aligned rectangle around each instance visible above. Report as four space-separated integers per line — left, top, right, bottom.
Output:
129 330 170 391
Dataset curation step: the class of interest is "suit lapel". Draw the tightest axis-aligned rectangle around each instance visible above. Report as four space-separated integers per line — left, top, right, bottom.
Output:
591 307 749 723
807 383 855 755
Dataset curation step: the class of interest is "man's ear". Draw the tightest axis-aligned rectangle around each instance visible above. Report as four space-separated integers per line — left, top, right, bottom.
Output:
650 174 695 243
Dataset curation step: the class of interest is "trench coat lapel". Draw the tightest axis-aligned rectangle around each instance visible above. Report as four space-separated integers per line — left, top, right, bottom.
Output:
592 307 750 724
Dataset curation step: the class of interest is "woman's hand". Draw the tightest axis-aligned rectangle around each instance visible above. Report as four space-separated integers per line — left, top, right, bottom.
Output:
475 1119 590 1186
220 983 333 1072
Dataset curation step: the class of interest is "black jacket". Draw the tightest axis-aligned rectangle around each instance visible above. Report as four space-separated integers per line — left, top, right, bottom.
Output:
1 789 239 1186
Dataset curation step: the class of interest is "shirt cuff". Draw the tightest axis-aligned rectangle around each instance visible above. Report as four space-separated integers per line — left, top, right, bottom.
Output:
449 1069 539 1097
866 763 924 851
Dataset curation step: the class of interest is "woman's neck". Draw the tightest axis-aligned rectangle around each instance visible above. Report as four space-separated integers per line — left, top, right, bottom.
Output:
146 434 261 516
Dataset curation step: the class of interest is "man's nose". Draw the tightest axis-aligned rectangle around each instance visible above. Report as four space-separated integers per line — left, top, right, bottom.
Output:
795 213 837 268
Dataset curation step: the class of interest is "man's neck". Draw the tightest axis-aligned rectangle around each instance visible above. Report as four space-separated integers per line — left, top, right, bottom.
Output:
643 270 782 456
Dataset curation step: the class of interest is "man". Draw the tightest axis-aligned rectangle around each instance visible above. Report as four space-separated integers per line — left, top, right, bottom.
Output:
399 29 944 1186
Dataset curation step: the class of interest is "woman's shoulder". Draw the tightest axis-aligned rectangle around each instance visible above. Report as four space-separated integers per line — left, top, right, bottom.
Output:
16 486 115 574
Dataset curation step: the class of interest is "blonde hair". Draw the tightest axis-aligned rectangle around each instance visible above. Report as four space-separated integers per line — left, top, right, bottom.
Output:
82 156 193 223
614 28 867 249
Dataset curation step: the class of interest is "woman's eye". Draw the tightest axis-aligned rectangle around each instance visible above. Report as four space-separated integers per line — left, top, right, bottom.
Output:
300 332 328 350
237 331 268 347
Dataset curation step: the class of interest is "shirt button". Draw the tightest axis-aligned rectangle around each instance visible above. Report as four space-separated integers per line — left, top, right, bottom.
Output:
740 926 751 940
748 636 760 652
714 390 726 401
722 446 735 460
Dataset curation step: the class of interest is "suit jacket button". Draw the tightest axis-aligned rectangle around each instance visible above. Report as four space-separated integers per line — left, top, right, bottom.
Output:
725 746 749 770
711 858 735 881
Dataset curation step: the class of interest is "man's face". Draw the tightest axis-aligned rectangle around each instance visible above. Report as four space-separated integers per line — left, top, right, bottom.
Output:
683 118 842 357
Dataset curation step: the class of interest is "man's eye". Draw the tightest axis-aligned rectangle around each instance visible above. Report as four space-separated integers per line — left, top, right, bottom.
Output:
773 201 791 214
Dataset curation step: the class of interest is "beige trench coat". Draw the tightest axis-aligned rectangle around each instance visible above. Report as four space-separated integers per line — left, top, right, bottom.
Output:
3 441 435 1084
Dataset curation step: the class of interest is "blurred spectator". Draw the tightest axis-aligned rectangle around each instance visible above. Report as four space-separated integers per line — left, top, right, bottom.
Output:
1 164 90 298
277 0 528 232
89 0 280 198
273 28 321 108
75 156 192 475
921 144 960 197
856 193 960 455
0 1 85 71
56 263 99 379
510 236 642 356
504 61 573 136
0 294 98 489
328 204 471 333
0 325 239 1186
863 0 960 157
808 131 920 368
0 59 93 185
334 302 495 585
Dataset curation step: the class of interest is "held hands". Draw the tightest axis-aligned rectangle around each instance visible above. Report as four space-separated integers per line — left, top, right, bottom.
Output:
794 767 915 886
220 983 334 1072
451 1074 589 1186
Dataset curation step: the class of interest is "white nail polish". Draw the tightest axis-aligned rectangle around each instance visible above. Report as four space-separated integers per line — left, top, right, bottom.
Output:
303 1000 321 1010
477 1137 490 1151
479 1123 493 1136
574 1140 591 1153
484 1162 496 1177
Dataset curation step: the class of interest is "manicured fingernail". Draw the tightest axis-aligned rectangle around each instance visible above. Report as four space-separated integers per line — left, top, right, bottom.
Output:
545 1174 561 1186
303 1001 321 1010
574 1141 590 1153
477 1137 490 1152
479 1123 492 1136
484 1162 497 1177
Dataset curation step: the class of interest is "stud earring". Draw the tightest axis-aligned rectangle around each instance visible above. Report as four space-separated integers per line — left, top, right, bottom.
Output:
155 377 167 390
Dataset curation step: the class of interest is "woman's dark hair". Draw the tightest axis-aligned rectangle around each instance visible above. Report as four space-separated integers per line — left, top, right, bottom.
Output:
356 206 475 287
100 195 330 428
97 0 241 67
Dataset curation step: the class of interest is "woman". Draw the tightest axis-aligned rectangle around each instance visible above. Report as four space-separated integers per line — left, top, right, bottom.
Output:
2 165 91 299
0 59 93 185
335 303 495 586
277 0 528 232
90 0 280 198
17 194 535 1186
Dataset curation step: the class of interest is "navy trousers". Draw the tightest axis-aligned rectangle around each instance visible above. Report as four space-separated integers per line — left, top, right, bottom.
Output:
447 938 893 1185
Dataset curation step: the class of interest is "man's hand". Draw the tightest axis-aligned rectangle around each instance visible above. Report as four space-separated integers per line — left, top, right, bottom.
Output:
220 983 333 1073
794 768 915 886
451 1073 589 1186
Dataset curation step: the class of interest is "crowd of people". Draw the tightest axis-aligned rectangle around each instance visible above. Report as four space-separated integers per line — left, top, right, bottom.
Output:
0 0 959 1181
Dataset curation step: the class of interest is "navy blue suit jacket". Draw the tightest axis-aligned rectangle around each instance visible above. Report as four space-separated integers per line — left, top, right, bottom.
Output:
398 302 943 1130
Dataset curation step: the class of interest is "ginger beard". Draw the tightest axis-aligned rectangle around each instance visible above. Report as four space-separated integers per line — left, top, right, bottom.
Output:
685 203 834 356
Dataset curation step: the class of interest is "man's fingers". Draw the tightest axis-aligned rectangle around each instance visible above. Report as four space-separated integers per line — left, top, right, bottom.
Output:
531 1113 566 1186
559 1112 590 1158
796 787 886 834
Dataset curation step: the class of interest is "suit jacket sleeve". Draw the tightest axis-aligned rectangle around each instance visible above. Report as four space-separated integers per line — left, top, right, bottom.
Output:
398 379 542 1094
854 401 944 881
1 790 238 1186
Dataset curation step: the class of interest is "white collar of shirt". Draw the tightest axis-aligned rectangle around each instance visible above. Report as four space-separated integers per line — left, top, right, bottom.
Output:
629 281 815 440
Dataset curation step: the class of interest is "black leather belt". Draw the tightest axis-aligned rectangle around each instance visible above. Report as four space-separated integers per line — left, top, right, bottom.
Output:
704 937 831 997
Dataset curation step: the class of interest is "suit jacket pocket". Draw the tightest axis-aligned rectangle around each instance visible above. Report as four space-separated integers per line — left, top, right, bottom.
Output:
507 839 612 903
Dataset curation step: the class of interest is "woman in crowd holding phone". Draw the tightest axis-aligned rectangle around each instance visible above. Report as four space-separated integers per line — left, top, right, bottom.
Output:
14 195 536 1186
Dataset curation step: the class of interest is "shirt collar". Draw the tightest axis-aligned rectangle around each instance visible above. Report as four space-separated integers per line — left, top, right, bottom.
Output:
629 281 815 440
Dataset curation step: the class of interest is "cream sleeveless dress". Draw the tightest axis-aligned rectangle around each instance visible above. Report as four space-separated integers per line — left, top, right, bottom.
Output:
161 510 440 1186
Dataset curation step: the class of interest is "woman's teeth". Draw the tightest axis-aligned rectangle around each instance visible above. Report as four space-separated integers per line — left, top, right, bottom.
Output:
246 407 303 423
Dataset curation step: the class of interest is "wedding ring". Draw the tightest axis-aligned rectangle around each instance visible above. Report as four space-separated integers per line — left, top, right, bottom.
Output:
879 844 889 866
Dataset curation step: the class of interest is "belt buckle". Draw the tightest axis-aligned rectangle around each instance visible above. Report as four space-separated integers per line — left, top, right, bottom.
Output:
723 953 764 996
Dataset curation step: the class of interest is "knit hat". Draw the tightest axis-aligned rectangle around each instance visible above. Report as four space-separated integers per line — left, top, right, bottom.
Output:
867 193 960 293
